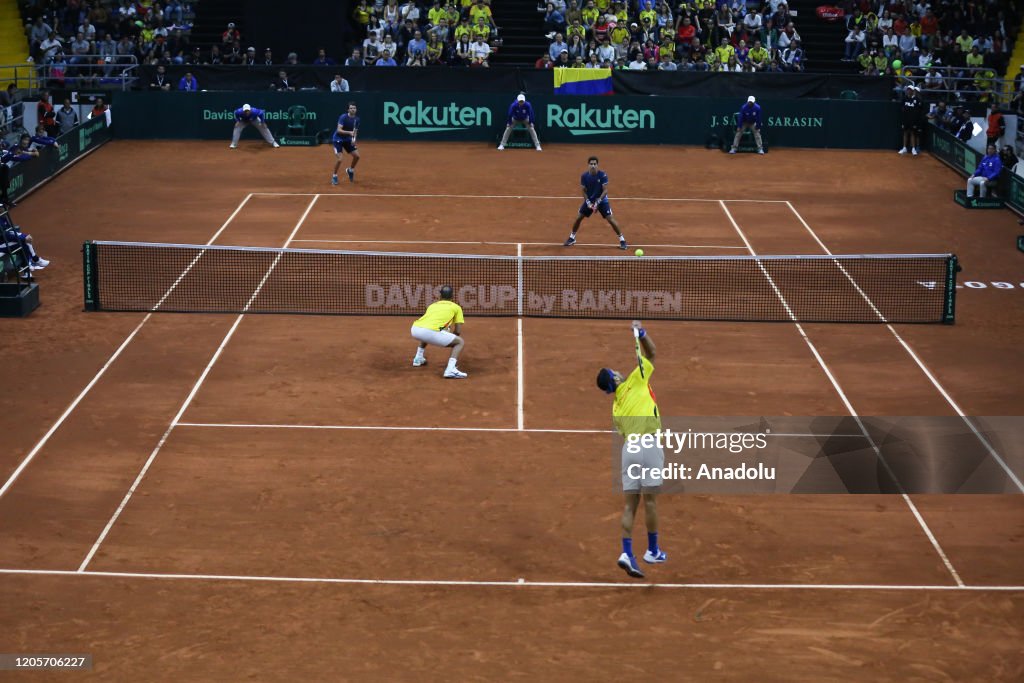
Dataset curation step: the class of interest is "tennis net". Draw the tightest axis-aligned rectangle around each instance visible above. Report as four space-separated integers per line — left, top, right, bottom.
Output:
82 241 959 323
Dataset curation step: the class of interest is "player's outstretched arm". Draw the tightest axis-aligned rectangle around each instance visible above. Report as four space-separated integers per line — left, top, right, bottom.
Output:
633 321 656 361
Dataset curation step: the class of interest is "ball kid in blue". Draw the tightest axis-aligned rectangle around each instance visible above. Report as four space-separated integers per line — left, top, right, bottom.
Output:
564 156 628 250
332 102 361 185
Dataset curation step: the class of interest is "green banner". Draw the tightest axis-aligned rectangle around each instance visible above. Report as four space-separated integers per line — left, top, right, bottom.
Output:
114 92 899 150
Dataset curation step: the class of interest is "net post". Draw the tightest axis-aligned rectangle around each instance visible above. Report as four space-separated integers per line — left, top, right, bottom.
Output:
516 242 523 316
942 254 959 324
82 241 100 311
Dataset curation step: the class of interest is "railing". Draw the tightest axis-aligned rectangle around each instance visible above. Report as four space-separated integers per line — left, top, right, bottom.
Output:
895 64 1019 106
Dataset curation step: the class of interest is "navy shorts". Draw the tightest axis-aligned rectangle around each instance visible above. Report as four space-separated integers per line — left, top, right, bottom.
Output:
579 198 611 218
333 139 357 154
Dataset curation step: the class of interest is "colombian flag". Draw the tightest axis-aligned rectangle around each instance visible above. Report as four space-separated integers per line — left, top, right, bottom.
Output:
553 68 613 96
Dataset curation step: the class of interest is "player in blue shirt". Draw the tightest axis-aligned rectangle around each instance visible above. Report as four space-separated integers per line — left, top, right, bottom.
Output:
332 102 361 185
966 143 1002 198
229 103 279 149
497 94 541 151
564 156 628 249
729 95 764 155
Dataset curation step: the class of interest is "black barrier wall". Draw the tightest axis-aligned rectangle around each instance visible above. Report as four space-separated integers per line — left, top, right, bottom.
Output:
114 91 900 149
6 115 112 204
137 65 897 101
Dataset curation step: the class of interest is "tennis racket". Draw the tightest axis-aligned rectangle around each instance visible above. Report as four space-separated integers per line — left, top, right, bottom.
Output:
632 322 645 378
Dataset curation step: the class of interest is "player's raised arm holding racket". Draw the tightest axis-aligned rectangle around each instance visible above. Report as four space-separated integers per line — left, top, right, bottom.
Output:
595 321 665 579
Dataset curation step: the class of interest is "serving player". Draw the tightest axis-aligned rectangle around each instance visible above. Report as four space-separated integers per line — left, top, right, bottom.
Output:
563 156 628 250
596 321 667 578
229 103 279 149
411 285 468 379
331 102 361 185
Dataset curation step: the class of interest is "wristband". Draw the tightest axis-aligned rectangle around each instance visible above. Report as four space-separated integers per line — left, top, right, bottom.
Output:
637 328 646 339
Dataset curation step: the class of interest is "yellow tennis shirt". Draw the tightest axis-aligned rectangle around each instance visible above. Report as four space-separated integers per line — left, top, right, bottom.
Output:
612 357 661 436
414 300 465 331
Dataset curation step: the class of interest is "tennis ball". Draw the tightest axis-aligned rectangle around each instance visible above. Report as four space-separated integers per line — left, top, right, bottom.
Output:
635 248 644 257
892 59 902 69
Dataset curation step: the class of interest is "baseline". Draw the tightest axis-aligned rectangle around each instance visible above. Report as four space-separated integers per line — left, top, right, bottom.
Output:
1 568 1021 591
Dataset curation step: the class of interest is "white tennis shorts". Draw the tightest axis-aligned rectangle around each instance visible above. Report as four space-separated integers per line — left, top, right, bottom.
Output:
621 442 665 492
411 325 457 347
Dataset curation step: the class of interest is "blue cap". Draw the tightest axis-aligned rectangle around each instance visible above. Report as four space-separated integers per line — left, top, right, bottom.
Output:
596 368 617 393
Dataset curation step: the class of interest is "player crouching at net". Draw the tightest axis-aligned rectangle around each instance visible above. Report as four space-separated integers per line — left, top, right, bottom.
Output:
411 285 468 379
596 321 667 579
229 104 280 149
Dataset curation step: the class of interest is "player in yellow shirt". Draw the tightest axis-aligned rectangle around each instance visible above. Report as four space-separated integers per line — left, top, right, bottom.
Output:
411 285 468 378
596 321 667 579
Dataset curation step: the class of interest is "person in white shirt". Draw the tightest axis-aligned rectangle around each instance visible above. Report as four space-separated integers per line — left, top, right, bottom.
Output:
330 74 350 92
470 37 491 64
742 9 762 34
628 55 646 70
844 28 866 60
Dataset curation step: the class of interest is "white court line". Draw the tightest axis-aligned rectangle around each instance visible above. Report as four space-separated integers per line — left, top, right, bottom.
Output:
179 422 612 434
785 201 1024 495
1 568 1020 592
0 193 255 502
718 201 964 587
77 196 321 572
252 191 788 203
290 239 748 250
176 422 866 438
517 242 524 431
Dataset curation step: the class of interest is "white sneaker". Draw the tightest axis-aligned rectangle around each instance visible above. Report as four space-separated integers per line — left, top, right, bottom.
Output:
757 148 765 154
642 548 667 564
412 357 427 367
443 368 468 379
272 142 280 148
32 258 50 268
497 145 505 150
912 147 919 156
535 145 542 151
29 262 45 271
229 143 237 149
898 147 908 154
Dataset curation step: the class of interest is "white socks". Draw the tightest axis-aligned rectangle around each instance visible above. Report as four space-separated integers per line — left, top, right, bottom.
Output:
415 348 425 360
447 357 458 370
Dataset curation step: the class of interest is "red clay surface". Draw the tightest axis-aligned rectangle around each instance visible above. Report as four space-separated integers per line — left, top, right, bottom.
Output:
0 141 1022 680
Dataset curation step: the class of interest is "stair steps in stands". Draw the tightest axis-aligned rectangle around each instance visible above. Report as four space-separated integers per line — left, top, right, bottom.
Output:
783 0 855 74
490 0 548 66
0 0 29 72
190 0 245 49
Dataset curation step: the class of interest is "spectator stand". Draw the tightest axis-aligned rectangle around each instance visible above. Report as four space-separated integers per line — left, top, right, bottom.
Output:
0 205 40 317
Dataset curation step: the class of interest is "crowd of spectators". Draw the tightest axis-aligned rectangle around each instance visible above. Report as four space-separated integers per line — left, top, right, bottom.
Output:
20 1 196 87
842 0 1018 99
537 0 806 72
350 0 500 67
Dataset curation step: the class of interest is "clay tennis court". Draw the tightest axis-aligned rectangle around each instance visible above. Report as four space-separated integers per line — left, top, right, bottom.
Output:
1 141 1022 680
